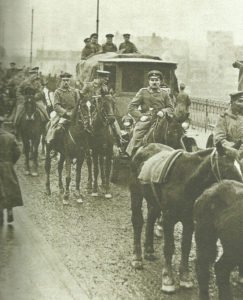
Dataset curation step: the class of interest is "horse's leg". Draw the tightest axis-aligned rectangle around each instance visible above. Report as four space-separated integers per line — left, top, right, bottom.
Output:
63 157 71 205
99 154 105 188
130 179 144 270
91 150 99 197
74 155 85 204
86 149 92 192
45 146 52 195
144 189 161 260
31 137 40 177
58 154 65 194
104 151 113 198
161 214 176 293
179 220 194 288
215 254 235 300
195 225 217 300
23 139 31 175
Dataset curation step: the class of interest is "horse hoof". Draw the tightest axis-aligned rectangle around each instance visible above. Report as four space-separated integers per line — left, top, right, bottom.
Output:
62 199 69 205
144 253 157 261
131 260 143 270
24 170 30 175
91 192 98 197
179 280 193 289
31 172 38 177
76 198 83 204
161 284 176 294
105 193 112 199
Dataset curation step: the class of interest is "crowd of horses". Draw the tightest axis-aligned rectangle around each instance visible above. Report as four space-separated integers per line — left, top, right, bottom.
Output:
16 90 243 300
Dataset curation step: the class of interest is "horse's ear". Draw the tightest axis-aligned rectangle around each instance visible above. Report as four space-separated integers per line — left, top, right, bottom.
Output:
233 139 242 150
215 141 225 156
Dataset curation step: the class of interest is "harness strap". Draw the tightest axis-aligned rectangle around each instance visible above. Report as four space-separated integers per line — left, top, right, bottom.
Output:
68 129 76 145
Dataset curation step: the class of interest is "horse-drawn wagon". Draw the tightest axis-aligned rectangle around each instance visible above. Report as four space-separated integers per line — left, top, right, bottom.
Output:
76 53 197 182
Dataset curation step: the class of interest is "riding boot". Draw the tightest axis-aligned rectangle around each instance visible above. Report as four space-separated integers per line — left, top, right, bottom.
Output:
7 208 14 223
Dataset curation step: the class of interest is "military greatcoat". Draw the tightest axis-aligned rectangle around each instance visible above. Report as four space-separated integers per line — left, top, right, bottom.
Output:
0 128 23 209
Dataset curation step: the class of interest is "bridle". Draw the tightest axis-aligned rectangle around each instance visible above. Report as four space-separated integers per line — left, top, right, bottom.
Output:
210 148 222 182
210 148 243 182
25 97 36 121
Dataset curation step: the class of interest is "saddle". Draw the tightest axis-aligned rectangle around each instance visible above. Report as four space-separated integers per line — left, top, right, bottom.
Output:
138 146 184 184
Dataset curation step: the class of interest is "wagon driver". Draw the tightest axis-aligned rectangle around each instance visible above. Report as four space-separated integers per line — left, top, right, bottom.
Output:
126 70 174 156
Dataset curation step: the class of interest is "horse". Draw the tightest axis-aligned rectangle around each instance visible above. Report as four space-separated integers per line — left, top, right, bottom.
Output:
19 94 46 176
194 180 243 300
84 94 116 198
45 101 88 204
129 141 243 294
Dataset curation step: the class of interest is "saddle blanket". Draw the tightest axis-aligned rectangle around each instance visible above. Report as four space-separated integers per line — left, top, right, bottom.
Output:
138 148 183 184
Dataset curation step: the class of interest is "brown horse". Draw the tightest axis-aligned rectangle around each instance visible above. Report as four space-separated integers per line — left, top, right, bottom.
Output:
130 141 243 294
45 101 88 204
19 94 46 176
194 180 243 300
83 95 116 198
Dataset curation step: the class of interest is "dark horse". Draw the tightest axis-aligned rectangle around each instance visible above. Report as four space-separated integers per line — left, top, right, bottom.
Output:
194 180 243 300
142 112 191 150
19 94 46 176
130 141 243 294
84 94 116 198
45 101 88 204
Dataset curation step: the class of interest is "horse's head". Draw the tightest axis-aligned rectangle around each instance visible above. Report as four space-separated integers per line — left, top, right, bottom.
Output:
154 113 185 149
93 94 116 126
212 141 243 183
24 88 37 120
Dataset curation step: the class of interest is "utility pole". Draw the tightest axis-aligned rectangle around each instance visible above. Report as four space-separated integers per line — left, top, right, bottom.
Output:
30 8 34 67
96 0 99 36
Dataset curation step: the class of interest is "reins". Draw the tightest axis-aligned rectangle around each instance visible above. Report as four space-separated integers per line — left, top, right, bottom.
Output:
210 148 222 182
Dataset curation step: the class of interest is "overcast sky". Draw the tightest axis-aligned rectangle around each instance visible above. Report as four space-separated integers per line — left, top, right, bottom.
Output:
1 0 243 55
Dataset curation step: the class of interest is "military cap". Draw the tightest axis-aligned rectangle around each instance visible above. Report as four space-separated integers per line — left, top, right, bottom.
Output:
10 62 16 65
148 70 163 80
106 33 114 38
84 38 90 43
96 70 110 77
123 33 130 37
90 33 98 38
230 91 243 101
60 72 72 79
0 116 5 123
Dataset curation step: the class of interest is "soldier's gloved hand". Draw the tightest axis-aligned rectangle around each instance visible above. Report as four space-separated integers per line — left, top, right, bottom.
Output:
140 115 149 122
157 111 164 118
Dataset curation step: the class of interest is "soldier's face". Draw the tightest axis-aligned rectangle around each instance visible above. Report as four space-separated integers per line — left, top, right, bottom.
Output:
91 37 98 43
124 36 130 42
62 79 70 88
100 76 109 85
106 37 112 43
149 77 161 89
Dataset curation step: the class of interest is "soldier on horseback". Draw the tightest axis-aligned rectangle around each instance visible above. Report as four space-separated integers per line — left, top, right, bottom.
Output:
214 91 243 150
81 69 121 143
13 69 49 136
46 72 80 144
126 70 174 156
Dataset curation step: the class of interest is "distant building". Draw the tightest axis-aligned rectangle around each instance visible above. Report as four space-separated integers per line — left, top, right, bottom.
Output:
206 31 237 95
36 49 80 75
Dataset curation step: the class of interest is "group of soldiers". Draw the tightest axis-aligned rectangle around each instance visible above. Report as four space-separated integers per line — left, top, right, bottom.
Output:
81 33 138 60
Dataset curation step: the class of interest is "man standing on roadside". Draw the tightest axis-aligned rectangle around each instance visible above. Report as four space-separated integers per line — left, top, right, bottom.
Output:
0 116 23 225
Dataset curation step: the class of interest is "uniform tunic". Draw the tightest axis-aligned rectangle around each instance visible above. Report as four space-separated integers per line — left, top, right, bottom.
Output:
119 41 138 53
102 42 117 53
214 107 243 150
0 128 23 209
54 87 79 116
126 87 174 155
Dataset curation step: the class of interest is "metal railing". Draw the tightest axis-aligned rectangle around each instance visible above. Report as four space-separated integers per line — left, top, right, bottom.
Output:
190 97 229 131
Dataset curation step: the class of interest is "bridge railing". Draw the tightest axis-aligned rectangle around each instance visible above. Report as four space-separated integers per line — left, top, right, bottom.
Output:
190 97 229 131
